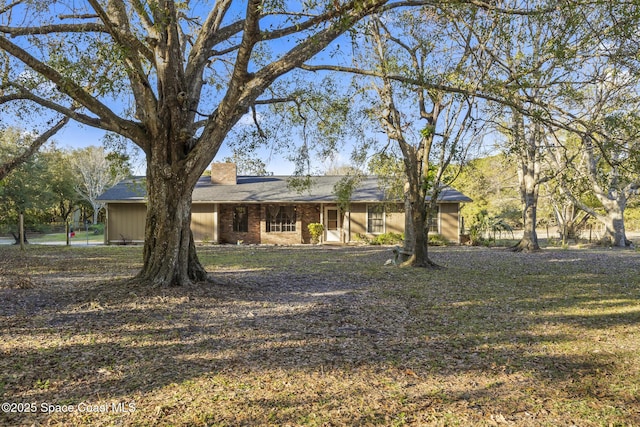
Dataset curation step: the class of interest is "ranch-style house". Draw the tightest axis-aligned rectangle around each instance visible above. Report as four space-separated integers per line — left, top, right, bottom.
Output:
98 163 472 245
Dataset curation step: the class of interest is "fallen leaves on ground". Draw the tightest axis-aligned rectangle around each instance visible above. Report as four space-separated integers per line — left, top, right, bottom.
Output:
0 244 639 426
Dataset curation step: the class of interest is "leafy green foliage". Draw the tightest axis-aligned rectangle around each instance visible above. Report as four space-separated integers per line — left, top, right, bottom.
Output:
368 151 405 200
428 233 449 246
454 155 521 226
0 131 98 233
368 232 404 245
253 75 359 177
88 223 105 235
307 222 324 244
420 125 435 138
625 206 640 231
332 174 362 215
469 210 514 245
0 136 56 228
286 174 315 195
223 150 271 176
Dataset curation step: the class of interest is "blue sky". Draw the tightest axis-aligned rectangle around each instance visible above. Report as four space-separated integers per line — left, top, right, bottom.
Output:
55 118 310 176
25 1 360 177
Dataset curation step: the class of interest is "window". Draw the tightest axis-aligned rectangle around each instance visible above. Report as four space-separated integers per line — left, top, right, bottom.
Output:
428 205 439 233
327 209 338 231
266 205 296 232
367 205 384 234
233 206 248 232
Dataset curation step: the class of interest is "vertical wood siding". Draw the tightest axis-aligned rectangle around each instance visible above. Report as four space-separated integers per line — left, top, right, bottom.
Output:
439 203 460 242
107 203 146 243
191 203 216 242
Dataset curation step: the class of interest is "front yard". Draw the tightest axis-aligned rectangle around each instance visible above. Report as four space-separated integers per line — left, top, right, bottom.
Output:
1 244 639 426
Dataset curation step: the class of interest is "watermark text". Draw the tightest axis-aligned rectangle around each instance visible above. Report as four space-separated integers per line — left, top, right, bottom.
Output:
1 401 136 414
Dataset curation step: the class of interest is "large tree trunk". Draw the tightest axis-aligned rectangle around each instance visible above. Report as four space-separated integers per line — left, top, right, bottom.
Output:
514 190 540 251
402 190 415 257
408 201 430 267
598 199 630 247
92 205 100 226
402 183 439 268
133 171 208 287
512 122 541 253
577 136 634 247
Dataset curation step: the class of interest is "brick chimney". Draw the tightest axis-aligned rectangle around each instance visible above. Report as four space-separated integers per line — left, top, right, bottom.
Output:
210 162 237 185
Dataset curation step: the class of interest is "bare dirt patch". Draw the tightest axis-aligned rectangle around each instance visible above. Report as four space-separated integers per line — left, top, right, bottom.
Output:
1 245 639 426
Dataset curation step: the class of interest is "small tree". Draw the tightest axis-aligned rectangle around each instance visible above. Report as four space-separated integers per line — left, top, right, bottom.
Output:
0 138 88 245
43 149 82 245
0 143 55 242
70 146 129 225
357 12 483 267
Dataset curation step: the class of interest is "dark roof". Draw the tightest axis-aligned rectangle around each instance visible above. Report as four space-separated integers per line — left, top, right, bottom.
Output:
98 175 472 203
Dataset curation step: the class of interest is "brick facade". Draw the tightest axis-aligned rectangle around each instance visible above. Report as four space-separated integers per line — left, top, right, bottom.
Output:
299 204 320 243
218 204 261 244
216 203 322 244
210 162 237 185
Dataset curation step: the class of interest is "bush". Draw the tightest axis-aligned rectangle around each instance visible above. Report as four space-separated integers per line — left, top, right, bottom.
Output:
469 210 514 244
307 223 324 244
625 207 640 232
370 232 404 245
88 223 105 235
428 233 449 246
30 223 53 234
354 233 371 244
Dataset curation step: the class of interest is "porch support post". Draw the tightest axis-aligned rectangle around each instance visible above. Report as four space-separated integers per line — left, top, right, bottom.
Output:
339 206 343 243
104 205 109 245
213 203 219 244
345 208 351 243
320 203 324 244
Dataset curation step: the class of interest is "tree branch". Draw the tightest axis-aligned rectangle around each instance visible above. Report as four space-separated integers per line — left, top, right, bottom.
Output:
0 34 144 141
187 0 391 175
0 23 107 36
129 0 156 35
5 86 144 139
86 0 158 136
300 63 604 139
0 1 23 16
86 0 154 63
0 116 69 181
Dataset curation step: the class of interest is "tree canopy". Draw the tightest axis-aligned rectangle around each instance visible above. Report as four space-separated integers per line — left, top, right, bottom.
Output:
1 0 431 285
2 0 640 283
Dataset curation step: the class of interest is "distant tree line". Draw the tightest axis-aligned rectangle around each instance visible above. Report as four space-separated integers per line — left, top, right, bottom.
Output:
0 129 131 240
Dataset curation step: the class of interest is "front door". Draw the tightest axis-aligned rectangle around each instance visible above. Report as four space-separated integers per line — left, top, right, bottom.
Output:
325 207 340 242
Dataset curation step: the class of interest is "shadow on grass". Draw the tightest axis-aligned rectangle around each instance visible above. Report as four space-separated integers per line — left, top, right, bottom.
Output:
1 245 639 425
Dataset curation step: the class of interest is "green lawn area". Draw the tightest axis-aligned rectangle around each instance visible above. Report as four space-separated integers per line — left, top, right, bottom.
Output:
1 244 639 426
27 231 105 244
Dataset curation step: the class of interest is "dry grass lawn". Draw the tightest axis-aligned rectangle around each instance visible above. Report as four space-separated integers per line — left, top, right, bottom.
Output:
1 244 639 426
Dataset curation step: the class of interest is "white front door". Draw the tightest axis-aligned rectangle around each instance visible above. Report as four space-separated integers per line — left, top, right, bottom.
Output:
325 208 340 242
